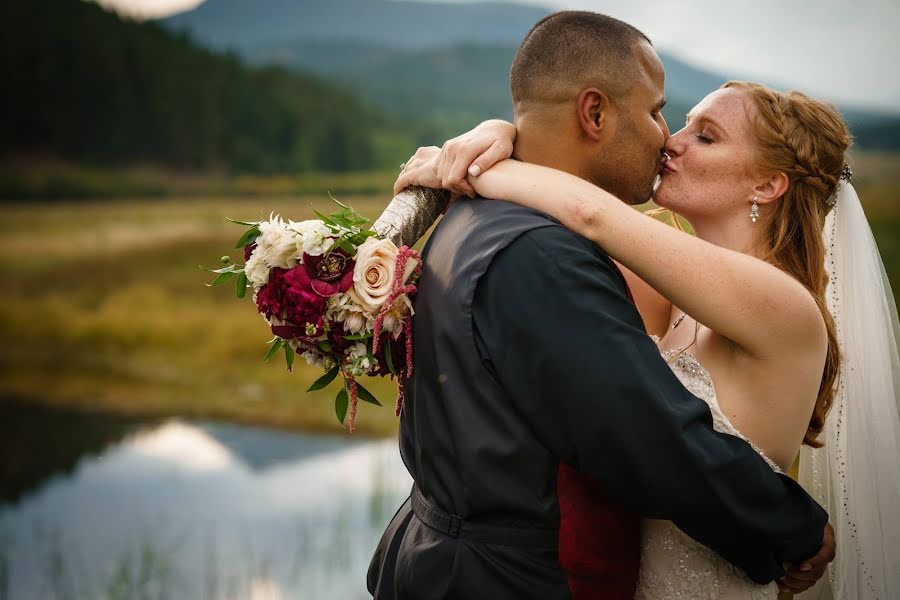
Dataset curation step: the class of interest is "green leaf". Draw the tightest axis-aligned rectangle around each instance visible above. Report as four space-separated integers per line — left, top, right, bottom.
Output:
329 214 354 229
200 264 241 274
235 272 248 298
328 192 352 211
385 340 396 375
335 387 349 425
307 364 340 392
338 239 356 256
263 338 284 362
226 217 261 227
235 226 260 249
313 209 338 228
207 271 235 286
325 237 343 255
318 340 332 352
355 381 383 406
343 332 373 341
284 344 295 372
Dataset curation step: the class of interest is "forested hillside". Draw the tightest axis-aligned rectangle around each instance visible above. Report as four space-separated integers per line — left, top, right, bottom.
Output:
0 0 397 173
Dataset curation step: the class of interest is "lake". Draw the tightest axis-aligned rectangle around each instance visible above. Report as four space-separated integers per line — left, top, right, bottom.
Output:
0 407 411 599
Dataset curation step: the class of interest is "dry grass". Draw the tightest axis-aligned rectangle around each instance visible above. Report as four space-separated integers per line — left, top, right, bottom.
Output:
0 194 404 437
1 157 898 436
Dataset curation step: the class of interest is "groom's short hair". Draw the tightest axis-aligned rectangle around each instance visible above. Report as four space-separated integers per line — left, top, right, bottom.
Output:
510 11 651 110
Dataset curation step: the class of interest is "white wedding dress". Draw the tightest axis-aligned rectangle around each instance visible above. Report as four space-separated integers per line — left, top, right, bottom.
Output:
634 339 779 600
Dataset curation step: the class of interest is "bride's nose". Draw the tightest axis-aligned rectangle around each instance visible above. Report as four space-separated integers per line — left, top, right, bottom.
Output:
664 130 687 158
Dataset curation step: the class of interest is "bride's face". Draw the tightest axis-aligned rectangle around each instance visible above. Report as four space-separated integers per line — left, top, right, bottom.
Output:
653 88 761 222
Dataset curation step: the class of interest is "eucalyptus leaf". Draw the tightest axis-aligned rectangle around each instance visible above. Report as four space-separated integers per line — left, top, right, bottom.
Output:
335 387 349 425
355 382 383 406
235 226 260 249
263 338 284 362
307 364 340 392
235 272 248 298
284 344 295 372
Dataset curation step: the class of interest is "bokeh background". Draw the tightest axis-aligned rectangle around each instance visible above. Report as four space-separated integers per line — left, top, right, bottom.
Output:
1 0 897 598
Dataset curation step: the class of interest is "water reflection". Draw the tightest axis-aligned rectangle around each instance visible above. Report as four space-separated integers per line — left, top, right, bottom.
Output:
0 419 411 599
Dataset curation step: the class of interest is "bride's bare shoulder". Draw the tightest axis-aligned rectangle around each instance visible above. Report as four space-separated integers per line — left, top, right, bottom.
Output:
613 260 672 338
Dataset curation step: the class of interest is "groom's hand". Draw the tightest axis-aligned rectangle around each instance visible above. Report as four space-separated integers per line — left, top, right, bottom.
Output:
777 522 835 594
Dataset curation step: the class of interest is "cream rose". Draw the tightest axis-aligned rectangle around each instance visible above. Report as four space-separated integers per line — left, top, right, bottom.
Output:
351 238 419 313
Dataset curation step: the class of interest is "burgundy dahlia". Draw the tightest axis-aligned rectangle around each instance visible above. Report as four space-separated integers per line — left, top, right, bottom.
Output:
256 267 287 320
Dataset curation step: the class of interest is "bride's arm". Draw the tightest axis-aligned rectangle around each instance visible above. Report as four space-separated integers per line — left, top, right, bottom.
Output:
471 160 825 357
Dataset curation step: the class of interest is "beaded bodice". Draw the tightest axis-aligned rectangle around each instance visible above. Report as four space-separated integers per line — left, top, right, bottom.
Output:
634 338 780 600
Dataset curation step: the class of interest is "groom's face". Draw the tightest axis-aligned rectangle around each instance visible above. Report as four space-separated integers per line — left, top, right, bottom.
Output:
598 41 670 205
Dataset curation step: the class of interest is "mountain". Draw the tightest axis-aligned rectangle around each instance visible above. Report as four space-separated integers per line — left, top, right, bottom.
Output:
162 0 550 50
161 0 900 150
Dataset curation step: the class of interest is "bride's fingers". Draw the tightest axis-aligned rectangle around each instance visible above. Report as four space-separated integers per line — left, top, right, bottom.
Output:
779 573 814 593
393 163 440 195
444 152 477 198
467 139 514 178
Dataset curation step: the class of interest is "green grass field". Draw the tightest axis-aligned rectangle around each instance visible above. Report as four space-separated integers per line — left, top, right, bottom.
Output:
1 156 898 437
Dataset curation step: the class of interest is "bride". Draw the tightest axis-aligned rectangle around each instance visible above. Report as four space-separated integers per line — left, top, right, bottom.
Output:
388 82 900 598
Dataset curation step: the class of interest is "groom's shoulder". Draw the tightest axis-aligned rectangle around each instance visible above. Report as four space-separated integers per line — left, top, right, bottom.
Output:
439 197 604 256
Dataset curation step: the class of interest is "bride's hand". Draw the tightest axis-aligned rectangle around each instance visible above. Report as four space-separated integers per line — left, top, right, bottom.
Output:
393 145 442 195
393 119 516 197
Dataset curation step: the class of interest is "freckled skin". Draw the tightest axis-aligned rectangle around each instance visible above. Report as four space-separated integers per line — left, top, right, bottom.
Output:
654 88 762 226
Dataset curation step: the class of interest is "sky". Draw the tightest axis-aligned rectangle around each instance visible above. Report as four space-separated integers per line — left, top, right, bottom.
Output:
97 0 900 113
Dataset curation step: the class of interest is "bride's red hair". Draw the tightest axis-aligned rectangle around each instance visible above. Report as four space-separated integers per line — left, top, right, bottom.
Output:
723 80 850 448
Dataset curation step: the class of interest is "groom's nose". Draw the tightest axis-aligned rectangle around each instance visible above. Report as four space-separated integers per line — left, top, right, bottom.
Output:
659 113 671 140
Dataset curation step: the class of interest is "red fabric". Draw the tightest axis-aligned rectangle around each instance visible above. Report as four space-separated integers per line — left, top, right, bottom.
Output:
557 462 640 600
557 263 640 599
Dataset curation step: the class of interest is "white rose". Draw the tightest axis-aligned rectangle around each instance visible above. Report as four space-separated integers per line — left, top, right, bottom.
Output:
289 219 333 257
257 215 301 269
351 238 420 313
244 250 270 289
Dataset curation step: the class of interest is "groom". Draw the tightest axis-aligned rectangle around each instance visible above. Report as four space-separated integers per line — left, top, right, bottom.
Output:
369 12 833 599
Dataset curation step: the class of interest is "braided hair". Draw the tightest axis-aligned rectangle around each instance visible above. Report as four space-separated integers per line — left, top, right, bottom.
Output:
721 81 851 447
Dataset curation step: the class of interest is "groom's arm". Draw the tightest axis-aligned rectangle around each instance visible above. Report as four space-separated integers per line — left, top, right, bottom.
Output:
472 225 827 584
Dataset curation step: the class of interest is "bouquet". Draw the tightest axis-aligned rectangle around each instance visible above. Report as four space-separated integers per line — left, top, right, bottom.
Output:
204 200 422 432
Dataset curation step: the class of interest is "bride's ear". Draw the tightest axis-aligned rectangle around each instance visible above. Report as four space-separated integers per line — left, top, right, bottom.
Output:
753 172 789 205
577 87 615 141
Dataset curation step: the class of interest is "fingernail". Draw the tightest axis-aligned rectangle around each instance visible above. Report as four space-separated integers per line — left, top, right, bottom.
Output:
468 165 481 177
801 564 813 571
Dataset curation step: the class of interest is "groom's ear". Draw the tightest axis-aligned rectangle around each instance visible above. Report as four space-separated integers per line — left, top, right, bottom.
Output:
577 87 616 141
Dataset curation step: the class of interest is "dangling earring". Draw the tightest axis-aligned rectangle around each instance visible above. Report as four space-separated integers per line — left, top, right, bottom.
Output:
750 195 759 223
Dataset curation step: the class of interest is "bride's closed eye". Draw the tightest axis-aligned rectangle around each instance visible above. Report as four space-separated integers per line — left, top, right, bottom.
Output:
695 132 715 144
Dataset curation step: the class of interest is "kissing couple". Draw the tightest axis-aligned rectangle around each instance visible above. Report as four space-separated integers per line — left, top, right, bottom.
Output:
367 11 900 599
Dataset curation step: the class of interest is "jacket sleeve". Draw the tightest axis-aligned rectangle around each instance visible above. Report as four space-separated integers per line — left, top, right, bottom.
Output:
471 224 827 584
